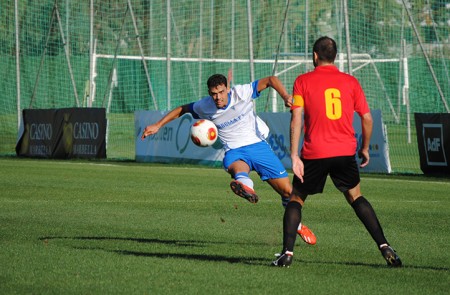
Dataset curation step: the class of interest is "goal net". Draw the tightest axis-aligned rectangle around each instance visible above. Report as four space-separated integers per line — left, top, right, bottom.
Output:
1 0 449 173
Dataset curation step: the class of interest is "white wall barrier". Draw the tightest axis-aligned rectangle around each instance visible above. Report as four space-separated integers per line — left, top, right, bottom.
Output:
135 109 391 173
135 110 224 166
354 110 392 173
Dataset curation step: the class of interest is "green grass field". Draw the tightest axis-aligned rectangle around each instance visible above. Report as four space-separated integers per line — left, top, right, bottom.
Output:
0 158 449 294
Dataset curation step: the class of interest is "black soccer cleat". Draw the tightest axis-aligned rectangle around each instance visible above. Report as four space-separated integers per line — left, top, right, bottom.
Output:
271 252 293 267
380 245 402 267
230 180 259 204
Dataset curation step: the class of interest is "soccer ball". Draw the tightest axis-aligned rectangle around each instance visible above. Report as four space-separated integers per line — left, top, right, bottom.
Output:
190 119 218 147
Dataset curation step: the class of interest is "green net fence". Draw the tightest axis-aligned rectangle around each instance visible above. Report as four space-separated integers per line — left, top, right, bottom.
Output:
1 0 449 173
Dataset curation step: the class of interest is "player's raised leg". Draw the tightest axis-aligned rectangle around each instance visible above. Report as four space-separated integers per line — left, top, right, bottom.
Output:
227 160 259 204
230 177 259 204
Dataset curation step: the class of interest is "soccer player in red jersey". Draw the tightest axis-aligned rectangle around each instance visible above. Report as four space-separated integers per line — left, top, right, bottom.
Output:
272 36 402 267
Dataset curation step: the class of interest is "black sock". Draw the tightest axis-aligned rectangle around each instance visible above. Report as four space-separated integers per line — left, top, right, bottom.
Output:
283 201 302 253
351 196 388 247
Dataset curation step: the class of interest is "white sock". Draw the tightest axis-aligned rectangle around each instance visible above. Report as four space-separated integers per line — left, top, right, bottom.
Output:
235 172 254 189
297 222 302 230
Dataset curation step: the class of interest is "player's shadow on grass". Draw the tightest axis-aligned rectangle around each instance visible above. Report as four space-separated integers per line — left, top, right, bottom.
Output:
39 236 450 271
103 249 268 266
40 236 269 266
40 235 270 247
298 258 450 271
41 236 219 247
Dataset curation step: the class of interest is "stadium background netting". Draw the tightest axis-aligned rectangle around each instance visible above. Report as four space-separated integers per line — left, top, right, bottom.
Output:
1 0 449 173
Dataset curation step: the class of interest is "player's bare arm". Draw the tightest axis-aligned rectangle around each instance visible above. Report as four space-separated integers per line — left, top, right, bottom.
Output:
257 76 292 107
290 107 304 182
141 104 191 139
358 112 374 167
227 68 233 92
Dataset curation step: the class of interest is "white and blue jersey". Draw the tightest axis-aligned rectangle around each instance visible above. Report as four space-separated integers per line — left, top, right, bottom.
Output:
188 80 288 180
189 80 268 151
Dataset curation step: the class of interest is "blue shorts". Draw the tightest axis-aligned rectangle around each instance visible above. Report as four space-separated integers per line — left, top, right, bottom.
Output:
223 141 288 181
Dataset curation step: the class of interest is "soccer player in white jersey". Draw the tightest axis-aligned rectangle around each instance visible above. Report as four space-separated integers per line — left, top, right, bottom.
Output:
141 73 316 245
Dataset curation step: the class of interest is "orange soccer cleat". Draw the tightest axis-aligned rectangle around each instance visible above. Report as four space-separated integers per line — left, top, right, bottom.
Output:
297 224 317 245
230 180 259 204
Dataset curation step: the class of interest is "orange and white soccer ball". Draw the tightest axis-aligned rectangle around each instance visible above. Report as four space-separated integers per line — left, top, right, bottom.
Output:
190 119 218 147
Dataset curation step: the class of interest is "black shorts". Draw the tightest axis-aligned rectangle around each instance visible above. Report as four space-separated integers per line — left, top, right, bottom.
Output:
292 155 360 195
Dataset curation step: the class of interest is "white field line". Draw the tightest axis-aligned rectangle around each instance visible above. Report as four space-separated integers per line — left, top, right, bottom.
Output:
360 177 450 186
53 162 122 168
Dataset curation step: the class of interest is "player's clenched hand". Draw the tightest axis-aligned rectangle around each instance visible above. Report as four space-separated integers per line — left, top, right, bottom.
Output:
358 148 370 168
291 155 304 183
141 124 160 140
283 94 293 108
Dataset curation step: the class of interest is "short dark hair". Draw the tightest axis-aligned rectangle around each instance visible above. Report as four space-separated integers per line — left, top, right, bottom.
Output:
313 36 337 63
207 74 227 89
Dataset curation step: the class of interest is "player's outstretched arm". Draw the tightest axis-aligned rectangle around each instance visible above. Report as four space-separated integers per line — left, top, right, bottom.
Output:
141 104 191 140
227 68 233 92
257 76 292 107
